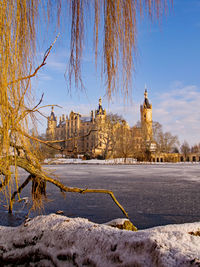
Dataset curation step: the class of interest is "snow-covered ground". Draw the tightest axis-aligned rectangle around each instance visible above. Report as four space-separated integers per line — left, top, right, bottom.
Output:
43 158 137 164
43 157 200 165
0 214 199 266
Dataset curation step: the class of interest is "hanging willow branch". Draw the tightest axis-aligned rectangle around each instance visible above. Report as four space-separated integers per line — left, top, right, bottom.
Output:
0 0 171 232
66 0 172 98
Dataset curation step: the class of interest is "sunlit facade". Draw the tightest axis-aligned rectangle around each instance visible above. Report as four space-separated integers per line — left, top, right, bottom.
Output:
46 91 153 158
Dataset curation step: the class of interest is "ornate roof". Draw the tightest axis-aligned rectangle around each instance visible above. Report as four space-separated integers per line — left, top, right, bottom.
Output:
143 89 151 109
96 97 105 115
49 106 57 121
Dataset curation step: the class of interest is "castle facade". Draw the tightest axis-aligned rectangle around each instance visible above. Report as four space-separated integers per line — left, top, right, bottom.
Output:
46 90 154 158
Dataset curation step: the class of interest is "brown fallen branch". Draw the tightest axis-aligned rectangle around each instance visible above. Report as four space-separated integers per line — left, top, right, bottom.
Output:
8 156 133 228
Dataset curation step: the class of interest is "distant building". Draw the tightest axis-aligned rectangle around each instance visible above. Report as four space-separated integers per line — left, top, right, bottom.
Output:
47 90 175 160
46 98 107 157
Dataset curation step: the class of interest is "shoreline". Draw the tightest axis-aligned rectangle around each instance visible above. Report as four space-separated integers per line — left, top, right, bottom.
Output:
42 159 200 166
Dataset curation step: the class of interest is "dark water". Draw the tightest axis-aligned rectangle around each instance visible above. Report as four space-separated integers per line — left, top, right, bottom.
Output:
0 163 200 229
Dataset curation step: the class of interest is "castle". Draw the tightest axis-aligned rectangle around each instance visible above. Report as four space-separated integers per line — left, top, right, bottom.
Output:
46 90 155 158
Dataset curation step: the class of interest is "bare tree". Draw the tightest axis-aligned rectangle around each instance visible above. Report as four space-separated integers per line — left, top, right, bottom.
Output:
99 113 124 159
114 123 134 163
180 141 191 161
191 143 200 153
0 0 171 228
153 122 179 153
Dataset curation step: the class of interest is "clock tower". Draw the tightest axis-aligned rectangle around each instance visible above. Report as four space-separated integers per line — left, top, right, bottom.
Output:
140 89 153 142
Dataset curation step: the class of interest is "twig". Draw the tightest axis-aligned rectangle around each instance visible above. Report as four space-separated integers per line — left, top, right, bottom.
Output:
9 34 59 85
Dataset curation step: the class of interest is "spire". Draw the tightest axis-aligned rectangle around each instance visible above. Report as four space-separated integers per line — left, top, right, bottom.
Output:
99 97 102 107
143 88 151 108
97 97 105 115
144 89 148 99
98 97 102 111
50 106 57 121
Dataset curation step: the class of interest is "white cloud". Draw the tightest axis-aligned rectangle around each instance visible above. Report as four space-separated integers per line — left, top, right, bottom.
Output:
38 84 200 147
38 73 52 81
43 49 93 73
47 61 66 71
153 85 200 146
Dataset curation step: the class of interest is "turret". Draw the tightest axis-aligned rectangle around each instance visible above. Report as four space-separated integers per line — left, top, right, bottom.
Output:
95 97 106 119
46 106 57 139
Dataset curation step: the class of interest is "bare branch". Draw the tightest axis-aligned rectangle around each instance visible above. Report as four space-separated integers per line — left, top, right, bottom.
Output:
17 127 97 146
7 156 133 225
8 34 59 85
9 175 33 213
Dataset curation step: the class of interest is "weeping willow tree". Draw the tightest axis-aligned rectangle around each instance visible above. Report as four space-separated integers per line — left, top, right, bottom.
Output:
0 0 171 226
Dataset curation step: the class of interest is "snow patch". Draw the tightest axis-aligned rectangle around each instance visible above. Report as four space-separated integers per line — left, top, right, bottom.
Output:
0 214 200 266
43 158 137 165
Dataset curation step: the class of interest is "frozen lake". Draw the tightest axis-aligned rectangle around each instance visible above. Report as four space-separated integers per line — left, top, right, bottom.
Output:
0 163 200 229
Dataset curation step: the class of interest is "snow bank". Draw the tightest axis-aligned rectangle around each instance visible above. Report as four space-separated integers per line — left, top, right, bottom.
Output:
0 214 200 266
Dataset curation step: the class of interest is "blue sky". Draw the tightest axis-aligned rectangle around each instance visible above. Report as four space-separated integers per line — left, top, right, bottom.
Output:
33 0 200 146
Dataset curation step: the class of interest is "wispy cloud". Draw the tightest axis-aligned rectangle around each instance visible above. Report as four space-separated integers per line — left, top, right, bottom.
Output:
38 73 53 81
43 49 93 73
38 84 200 146
153 84 200 145
47 60 66 71
42 50 69 72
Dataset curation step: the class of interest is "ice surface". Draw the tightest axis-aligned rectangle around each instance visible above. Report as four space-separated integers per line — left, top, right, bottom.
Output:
1 163 200 229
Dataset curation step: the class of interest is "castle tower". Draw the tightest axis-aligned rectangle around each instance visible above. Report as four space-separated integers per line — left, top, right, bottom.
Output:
140 89 153 142
46 106 57 139
95 97 106 121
